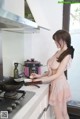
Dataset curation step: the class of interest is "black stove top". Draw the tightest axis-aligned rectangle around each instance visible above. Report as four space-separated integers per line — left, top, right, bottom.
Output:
0 90 35 119
0 90 25 100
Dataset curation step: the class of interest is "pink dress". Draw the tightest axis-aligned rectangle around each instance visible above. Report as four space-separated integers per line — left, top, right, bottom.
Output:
47 53 72 106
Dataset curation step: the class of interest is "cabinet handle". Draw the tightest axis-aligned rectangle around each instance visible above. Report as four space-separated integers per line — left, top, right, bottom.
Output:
44 104 50 112
38 109 45 119
38 104 50 119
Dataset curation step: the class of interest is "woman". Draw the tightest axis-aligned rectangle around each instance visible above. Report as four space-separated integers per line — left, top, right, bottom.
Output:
30 30 74 119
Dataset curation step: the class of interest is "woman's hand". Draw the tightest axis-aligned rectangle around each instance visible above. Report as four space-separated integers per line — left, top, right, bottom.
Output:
30 73 41 79
32 76 51 84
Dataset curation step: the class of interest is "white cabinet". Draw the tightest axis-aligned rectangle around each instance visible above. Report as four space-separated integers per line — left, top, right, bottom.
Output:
40 94 55 119
29 92 48 119
29 102 41 119
44 106 55 119
29 91 55 119
29 98 49 119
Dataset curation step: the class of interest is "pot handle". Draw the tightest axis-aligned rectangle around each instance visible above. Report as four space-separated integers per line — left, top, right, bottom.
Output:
24 81 42 86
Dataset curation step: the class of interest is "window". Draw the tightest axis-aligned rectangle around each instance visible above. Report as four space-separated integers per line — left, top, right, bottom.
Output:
63 4 80 32
70 4 80 31
24 0 35 22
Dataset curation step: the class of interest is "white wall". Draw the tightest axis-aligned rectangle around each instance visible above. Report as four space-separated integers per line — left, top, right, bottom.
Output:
27 0 50 29
4 0 24 17
24 33 32 60
27 0 63 31
2 31 24 77
32 30 56 65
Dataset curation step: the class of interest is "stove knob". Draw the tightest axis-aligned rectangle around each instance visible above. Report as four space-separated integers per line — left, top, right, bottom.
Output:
11 103 17 109
7 107 12 113
15 100 20 105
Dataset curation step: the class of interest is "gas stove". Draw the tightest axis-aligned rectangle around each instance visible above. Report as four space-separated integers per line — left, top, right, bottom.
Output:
0 90 35 119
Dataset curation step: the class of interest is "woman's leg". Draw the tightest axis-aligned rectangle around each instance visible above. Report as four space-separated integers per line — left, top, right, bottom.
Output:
62 101 69 119
53 101 64 119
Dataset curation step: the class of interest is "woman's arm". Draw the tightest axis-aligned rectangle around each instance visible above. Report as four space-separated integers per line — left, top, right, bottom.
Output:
33 55 71 83
30 71 49 79
37 71 50 78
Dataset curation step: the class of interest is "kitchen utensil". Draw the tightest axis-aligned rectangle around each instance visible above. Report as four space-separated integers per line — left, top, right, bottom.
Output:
14 78 41 88
14 77 32 83
0 76 42 91
14 63 19 79
0 77 24 92
24 58 42 78
14 78 24 82
24 81 42 86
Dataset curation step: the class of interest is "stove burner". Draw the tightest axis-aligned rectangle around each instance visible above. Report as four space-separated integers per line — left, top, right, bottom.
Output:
0 90 35 119
4 92 18 98
0 90 26 100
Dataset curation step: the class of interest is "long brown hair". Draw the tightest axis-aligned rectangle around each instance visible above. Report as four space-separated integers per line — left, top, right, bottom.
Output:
52 30 75 59
53 30 71 48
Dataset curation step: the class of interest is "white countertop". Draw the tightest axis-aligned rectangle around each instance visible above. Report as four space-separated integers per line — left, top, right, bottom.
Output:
13 84 49 119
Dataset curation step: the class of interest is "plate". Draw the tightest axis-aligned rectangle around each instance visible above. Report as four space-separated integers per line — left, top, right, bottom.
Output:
14 78 24 82
24 78 32 82
14 78 32 83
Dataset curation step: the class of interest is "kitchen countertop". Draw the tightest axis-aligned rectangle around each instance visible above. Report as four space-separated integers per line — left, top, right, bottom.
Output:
13 84 49 119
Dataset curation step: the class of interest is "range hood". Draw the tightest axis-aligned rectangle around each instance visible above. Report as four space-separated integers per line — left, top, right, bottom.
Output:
0 8 50 33
0 8 39 31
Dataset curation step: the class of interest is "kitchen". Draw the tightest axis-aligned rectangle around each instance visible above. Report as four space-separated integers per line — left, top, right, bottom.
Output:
0 0 80 119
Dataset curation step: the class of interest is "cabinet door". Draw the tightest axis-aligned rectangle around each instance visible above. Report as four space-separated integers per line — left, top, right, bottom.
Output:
29 103 41 119
44 106 55 119
40 112 45 119
29 91 49 119
41 93 48 109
